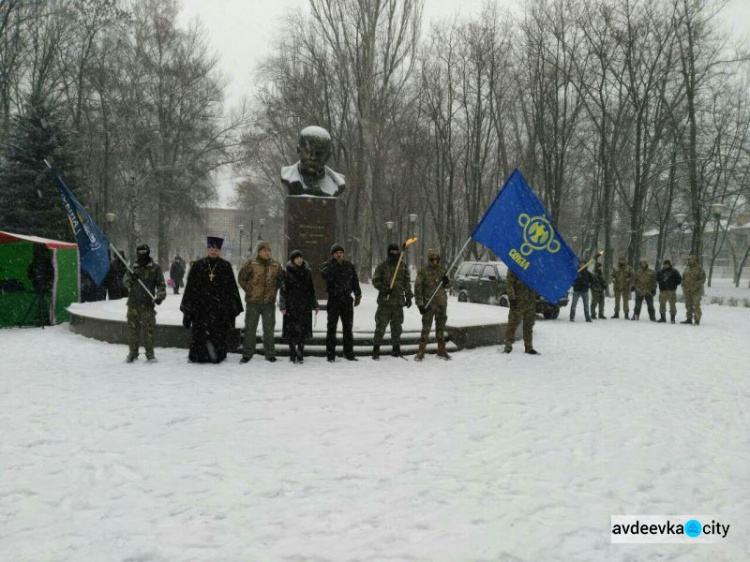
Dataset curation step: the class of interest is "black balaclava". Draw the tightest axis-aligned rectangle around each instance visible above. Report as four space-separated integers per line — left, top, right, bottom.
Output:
136 244 150 266
387 243 400 264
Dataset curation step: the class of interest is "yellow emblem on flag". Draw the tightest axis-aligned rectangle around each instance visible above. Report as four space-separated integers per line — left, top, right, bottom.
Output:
518 213 561 256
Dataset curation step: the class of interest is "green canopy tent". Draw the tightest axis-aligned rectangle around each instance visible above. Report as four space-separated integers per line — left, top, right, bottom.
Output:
0 231 79 327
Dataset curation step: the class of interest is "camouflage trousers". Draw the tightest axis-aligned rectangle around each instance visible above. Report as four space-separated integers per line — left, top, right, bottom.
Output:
684 290 702 323
127 306 156 357
420 302 448 343
374 304 404 346
659 290 677 316
613 288 630 315
590 290 605 318
505 299 535 350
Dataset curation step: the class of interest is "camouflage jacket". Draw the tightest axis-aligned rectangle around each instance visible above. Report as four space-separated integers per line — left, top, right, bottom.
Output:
238 257 283 304
372 259 413 307
506 270 535 302
123 260 166 308
591 268 607 293
611 264 634 291
415 262 449 308
633 266 657 297
682 263 706 294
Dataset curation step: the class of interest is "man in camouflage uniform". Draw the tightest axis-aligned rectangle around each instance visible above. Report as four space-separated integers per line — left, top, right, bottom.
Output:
414 248 451 361
123 244 166 362
610 257 633 319
590 262 607 319
372 243 413 359
632 260 657 321
681 254 706 325
656 259 681 323
238 241 283 362
503 270 539 355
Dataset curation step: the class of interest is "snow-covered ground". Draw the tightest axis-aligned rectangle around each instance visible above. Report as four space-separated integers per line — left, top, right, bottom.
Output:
1 299 748 561
701 277 750 303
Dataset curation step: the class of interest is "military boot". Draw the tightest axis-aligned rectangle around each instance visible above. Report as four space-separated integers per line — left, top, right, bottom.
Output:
289 344 297 363
611 313 619 319
391 344 402 358
414 341 427 361
296 344 304 364
503 344 512 354
695 318 701 326
681 318 693 325
624 312 630 319
125 353 138 363
437 341 451 360
670 314 676 324
657 314 667 323
632 314 639 321
372 345 380 360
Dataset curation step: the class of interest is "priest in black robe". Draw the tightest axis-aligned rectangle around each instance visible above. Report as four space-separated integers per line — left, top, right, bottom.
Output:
180 236 244 363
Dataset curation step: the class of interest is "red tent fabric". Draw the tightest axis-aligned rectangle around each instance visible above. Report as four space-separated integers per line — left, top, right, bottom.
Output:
0 231 78 249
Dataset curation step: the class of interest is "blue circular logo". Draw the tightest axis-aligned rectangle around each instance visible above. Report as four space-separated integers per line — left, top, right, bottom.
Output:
685 519 702 537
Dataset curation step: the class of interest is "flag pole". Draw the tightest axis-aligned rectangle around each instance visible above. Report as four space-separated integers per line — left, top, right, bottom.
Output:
424 237 472 309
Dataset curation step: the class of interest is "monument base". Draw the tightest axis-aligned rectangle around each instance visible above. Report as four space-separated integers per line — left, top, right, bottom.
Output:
285 195 338 300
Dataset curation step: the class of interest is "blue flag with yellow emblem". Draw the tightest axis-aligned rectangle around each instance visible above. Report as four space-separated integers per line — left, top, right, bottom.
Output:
49 163 110 286
471 169 577 303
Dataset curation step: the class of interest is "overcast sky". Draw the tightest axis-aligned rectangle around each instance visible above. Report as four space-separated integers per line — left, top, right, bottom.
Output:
177 0 750 205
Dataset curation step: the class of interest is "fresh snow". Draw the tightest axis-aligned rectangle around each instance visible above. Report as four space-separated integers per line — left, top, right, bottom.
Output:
300 126 331 140
1 294 749 561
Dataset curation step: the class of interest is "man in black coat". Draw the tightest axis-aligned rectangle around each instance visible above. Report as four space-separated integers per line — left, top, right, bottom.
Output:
104 250 129 300
570 261 596 322
180 237 244 363
320 244 362 362
656 259 682 323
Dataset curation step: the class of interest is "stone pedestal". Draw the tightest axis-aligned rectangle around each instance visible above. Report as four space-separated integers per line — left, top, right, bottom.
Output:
284 195 338 300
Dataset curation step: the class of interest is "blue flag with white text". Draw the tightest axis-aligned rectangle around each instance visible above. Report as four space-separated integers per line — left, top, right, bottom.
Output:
50 165 110 285
471 169 577 303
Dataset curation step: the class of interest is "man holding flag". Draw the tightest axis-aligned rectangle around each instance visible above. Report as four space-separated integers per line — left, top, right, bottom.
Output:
470 169 578 354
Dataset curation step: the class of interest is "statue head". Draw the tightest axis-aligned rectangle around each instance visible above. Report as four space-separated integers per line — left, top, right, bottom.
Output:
297 126 332 177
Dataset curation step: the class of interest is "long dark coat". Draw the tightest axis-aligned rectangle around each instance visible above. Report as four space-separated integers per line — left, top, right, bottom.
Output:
279 261 318 343
180 257 243 363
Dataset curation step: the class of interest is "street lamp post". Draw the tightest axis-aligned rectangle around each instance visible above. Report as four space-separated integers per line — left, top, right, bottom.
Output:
238 224 244 265
258 218 265 242
708 203 725 287
408 214 417 272
385 221 394 244
104 212 117 250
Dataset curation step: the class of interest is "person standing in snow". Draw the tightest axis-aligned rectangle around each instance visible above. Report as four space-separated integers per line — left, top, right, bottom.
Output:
656 259 681 323
570 262 595 322
372 243 413 359
590 262 607 320
280 250 318 364
123 244 166 363
237 241 283 363
632 260 657 321
610 257 633 319
503 270 539 355
180 237 244 364
169 256 186 295
414 248 451 361
320 244 361 362
681 254 706 325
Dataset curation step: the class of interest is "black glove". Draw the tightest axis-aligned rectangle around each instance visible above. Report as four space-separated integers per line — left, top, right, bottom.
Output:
441 275 450 286
405 298 412 309
182 313 192 329
154 296 164 305
131 272 141 282
418 305 426 314
354 294 361 307
380 288 392 298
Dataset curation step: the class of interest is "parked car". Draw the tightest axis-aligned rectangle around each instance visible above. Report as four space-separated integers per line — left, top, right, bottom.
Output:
452 260 568 319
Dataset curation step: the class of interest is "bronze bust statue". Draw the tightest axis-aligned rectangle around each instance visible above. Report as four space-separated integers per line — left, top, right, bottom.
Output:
281 126 346 197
